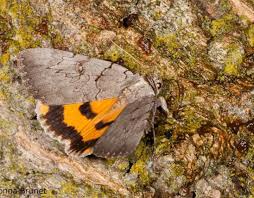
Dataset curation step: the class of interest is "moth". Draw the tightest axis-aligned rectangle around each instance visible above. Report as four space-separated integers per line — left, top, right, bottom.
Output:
17 48 168 158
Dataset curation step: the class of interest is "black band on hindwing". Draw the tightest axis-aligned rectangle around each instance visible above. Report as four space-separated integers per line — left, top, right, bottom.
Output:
79 102 97 119
43 105 97 154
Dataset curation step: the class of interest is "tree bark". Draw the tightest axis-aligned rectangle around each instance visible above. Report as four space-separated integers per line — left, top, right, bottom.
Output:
0 0 253 197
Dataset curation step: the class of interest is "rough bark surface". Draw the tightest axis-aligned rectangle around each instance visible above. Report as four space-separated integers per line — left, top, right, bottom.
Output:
0 0 253 197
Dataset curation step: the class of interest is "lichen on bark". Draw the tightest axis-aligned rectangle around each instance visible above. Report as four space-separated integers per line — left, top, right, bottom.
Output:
0 0 254 197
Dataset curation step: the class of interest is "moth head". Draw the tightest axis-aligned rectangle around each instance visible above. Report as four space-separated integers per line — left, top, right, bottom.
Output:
145 74 162 95
145 75 169 115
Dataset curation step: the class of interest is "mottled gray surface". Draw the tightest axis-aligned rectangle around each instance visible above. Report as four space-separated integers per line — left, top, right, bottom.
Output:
17 48 154 105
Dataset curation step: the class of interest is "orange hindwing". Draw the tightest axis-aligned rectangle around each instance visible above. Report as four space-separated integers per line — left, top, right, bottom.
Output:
36 98 126 156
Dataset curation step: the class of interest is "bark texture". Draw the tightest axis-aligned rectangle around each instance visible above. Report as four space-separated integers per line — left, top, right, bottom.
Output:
0 0 254 197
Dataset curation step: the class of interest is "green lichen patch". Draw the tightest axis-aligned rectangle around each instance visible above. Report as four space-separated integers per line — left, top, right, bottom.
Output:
0 0 55 61
0 53 10 65
0 180 16 192
15 27 42 49
0 15 14 52
220 0 232 13
247 24 254 47
224 43 244 76
128 141 153 188
245 135 254 183
104 46 121 62
7 1 42 48
155 136 171 155
153 30 212 82
160 163 187 193
108 158 130 173
103 43 149 74
0 65 12 83
130 159 150 185
178 106 206 135
0 0 7 12
210 14 239 36
116 160 130 172
50 31 68 50
224 63 238 76
169 163 185 177
0 118 14 131
0 136 29 181
209 36 245 77
133 141 147 160
231 171 253 197
154 33 181 60
59 181 79 197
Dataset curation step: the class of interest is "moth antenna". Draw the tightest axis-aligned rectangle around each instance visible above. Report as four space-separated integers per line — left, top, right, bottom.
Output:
143 76 158 155
145 75 166 161
151 99 157 150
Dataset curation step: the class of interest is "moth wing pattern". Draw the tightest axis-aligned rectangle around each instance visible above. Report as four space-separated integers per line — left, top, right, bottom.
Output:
93 96 155 158
17 48 135 104
17 48 158 158
36 98 126 156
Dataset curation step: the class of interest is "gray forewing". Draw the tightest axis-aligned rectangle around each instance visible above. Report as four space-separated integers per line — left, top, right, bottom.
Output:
17 48 146 104
93 96 155 158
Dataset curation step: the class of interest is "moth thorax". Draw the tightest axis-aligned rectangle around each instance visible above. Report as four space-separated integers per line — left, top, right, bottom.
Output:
118 81 154 105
